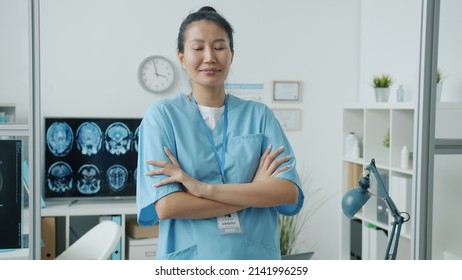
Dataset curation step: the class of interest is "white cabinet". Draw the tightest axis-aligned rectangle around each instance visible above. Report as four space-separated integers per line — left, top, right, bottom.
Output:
341 103 416 260
41 200 137 260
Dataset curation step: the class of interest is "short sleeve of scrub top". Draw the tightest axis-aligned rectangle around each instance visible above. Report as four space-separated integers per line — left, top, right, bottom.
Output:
136 102 182 226
260 107 304 216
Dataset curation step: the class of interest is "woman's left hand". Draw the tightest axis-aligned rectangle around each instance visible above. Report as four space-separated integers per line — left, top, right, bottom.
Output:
145 147 206 197
252 144 291 183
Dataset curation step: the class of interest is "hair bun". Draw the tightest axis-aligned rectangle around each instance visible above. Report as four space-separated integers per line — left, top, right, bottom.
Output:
198 6 216 13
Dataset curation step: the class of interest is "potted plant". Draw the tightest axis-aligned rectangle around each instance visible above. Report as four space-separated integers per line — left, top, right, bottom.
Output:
278 164 335 259
383 128 390 148
372 73 393 102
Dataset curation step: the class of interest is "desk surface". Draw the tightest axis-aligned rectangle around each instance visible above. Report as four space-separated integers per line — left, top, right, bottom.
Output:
41 199 137 217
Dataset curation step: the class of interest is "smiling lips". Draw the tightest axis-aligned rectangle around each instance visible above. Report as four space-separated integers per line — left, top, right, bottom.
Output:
200 68 220 75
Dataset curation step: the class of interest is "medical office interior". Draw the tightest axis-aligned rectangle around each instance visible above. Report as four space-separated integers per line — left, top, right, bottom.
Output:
1 0 461 260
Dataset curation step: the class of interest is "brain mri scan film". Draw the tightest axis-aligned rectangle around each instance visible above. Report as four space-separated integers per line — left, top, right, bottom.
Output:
46 122 74 157
44 118 141 200
77 164 101 195
105 122 132 155
47 161 73 193
106 164 128 192
76 122 103 156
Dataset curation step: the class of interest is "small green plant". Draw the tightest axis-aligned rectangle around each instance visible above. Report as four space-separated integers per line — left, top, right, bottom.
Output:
383 129 390 148
279 214 296 256
278 164 335 256
437 68 444 84
372 74 393 88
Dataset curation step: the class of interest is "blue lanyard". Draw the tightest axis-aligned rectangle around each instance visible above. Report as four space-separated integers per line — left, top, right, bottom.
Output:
191 94 228 183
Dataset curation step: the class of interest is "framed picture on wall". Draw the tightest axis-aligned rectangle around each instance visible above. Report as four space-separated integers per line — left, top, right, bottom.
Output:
272 81 302 102
272 108 302 131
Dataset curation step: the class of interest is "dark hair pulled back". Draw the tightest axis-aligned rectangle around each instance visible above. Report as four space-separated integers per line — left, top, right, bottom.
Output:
177 6 234 53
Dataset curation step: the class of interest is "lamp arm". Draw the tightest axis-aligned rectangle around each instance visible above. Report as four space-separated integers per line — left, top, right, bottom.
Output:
367 159 406 260
366 159 401 217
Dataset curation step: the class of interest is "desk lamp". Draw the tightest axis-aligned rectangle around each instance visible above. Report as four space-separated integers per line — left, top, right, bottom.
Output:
341 159 409 260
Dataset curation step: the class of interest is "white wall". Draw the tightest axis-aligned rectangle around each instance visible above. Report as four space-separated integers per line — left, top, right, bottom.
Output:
438 0 462 101
4 0 361 259
359 0 422 104
0 0 30 124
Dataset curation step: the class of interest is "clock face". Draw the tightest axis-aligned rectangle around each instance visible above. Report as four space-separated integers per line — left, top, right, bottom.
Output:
138 55 175 93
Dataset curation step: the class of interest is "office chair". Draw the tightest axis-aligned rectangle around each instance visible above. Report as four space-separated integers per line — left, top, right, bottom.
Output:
55 220 122 260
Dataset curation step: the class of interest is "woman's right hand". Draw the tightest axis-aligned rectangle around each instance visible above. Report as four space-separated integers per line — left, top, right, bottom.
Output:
252 144 292 183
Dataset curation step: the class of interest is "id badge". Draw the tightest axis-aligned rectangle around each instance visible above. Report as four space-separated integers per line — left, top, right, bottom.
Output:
217 212 242 234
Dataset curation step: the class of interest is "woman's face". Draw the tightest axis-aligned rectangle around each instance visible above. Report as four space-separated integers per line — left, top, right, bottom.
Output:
178 20 234 91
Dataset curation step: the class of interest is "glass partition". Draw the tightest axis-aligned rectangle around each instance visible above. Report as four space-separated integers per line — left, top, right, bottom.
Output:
428 0 462 260
432 155 462 259
0 0 38 260
435 0 462 139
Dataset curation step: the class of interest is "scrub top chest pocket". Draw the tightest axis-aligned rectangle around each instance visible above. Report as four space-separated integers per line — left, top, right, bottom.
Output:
226 133 263 183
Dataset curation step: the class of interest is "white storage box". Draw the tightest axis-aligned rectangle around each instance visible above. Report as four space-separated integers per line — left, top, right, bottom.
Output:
126 236 158 260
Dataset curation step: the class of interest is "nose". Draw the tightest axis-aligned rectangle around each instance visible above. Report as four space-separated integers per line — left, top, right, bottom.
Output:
203 46 216 64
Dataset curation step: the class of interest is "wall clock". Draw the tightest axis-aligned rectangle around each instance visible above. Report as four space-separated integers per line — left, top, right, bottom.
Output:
138 55 175 93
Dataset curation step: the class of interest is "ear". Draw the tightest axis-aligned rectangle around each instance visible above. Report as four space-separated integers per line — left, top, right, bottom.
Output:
177 50 186 69
230 50 235 64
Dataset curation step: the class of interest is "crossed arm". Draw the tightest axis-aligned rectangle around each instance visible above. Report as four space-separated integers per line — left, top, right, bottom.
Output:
145 145 299 220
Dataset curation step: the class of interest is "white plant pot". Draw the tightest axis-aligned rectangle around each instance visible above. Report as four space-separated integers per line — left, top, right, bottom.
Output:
436 82 443 102
374 87 390 102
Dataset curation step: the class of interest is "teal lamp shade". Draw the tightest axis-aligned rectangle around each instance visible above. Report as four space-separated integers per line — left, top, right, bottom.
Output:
341 185 371 219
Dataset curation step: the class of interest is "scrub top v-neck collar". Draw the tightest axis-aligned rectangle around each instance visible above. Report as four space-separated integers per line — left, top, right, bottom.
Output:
190 93 228 184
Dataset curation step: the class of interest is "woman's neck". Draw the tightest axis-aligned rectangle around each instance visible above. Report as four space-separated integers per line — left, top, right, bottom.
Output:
191 85 226 107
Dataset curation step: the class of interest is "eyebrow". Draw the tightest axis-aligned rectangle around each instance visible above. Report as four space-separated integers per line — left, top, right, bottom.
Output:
189 38 228 44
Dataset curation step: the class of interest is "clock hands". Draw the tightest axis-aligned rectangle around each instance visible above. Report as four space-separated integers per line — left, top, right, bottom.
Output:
151 59 169 79
152 59 159 77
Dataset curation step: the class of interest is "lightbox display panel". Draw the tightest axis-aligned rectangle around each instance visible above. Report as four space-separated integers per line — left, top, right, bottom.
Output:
44 118 141 200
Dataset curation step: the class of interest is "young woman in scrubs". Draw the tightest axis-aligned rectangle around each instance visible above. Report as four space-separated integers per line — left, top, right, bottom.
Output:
136 6 304 260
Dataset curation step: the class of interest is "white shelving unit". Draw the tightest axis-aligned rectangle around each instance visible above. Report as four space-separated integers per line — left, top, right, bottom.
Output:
341 103 416 260
41 200 137 260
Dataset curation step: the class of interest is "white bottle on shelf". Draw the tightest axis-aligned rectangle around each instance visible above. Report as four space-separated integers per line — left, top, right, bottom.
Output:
344 132 359 159
396 84 405 102
353 141 360 159
401 146 410 169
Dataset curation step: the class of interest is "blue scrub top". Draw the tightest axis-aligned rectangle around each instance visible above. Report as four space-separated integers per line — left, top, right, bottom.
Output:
137 93 304 260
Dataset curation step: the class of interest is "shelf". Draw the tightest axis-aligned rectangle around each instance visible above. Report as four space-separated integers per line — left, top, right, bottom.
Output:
344 102 415 110
41 199 137 260
342 157 365 165
343 158 413 175
41 199 137 217
342 106 415 260
0 248 30 260
356 215 411 240
0 125 30 137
